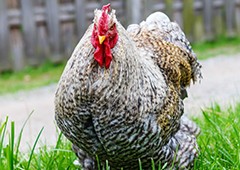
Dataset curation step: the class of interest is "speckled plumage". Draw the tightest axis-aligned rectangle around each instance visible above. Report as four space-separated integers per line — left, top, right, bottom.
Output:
55 8 201 170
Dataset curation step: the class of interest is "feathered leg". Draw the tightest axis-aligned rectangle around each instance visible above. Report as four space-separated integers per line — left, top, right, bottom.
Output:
161 116 200 169
72 144 96 170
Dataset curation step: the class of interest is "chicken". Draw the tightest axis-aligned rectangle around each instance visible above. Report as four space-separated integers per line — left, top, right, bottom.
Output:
54 4 202 170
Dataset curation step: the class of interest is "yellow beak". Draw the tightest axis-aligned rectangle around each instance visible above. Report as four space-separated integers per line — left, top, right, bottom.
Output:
98 35 106 44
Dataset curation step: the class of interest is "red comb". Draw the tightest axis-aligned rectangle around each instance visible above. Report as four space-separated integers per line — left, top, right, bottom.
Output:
98 4 111 35
102 3 111 12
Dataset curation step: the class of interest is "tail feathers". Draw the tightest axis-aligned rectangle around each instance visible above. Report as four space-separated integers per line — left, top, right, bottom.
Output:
165 116 200 169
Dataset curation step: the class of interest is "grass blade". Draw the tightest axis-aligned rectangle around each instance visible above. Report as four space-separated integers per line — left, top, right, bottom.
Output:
0 117 8 167
138 159 142 170
105 160 109 170
26 127 44 170
151 158 156 170
9 121 15 170
44 131 63 168
15 111 34 161
55 132 63 149
6 121 15 170
96 155 101 170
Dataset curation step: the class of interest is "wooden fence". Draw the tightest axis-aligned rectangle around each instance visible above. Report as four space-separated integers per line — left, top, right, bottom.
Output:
0 0 240 71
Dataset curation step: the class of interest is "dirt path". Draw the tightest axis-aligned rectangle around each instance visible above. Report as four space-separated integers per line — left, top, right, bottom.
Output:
185 54 240 116
1 54 240 150
0 85 57 151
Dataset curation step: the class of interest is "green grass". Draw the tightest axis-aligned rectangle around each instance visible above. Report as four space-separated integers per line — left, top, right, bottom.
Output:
0 115 78 170
0 103 240 169
0 62 65 95
192 36 240 60
193 103 240 170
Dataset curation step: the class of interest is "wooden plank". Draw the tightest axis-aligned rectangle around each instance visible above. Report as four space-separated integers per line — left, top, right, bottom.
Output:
225 0 235 37
8 1 124 26
183 0 194 41
10 29 25 71
193 10 205 42
126 0 142 25
36 25 50 61
20 0 38 65
213 4 224 37
236 0 240 34
173 0 183 29
61 22 75 59
46 0 61 61
192 0 207 42
0 0 11 71
202 0 214 40
164 0 173 19
35 0 50 62
143 0 154 18
75 0 87 38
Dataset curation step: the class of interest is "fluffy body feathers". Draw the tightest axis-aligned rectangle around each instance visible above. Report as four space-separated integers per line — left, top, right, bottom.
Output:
55 6 201 170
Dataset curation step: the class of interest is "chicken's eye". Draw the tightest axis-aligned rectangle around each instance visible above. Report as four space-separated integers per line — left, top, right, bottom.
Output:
109 24 115 30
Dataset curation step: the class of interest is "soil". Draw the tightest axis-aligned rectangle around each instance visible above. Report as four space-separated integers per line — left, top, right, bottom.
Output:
1 54 240 151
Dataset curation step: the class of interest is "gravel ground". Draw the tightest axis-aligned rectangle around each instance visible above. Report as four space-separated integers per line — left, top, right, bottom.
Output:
0 54 240 151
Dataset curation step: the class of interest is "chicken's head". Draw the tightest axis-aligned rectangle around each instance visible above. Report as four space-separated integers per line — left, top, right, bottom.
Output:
91 4 119 69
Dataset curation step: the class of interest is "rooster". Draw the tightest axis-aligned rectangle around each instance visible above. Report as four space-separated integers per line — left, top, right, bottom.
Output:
55 4 202 170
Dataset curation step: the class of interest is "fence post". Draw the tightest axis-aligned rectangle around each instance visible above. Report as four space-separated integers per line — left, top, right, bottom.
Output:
0 0 10 71
143 0 154 19
165 0 173 19
20 0 38 66
183 0 194 41
236 1 240 34
46 0 61 62
203 0 214 41
76 0 87 38
225 0 235 37
173 0 183 28
125 0 142 25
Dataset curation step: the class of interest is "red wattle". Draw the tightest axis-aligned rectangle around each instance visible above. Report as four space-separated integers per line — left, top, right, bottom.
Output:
93 37 112 69
94 45 104 67
103 38 112 69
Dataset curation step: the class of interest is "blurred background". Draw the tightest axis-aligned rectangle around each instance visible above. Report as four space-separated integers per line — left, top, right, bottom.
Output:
0 0 240 72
